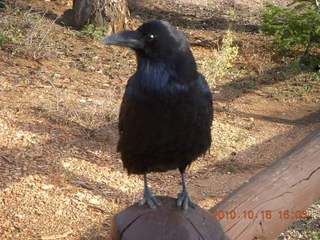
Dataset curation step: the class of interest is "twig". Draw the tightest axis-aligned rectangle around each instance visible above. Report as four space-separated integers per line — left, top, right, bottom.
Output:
68 179 95 190
40 231 72 240
87 204 107 213
1 155 14 164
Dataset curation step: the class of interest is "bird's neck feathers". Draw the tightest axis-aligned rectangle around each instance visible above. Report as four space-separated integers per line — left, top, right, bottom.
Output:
136 57 175 90
132 53 197 96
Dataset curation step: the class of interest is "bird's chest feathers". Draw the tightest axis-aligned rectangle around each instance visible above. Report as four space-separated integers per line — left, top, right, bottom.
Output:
127 60 188 98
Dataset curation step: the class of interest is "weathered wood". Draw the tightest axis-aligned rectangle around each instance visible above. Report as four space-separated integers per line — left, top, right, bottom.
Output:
63 0 130 33
209 128 320 239
111 196 228 240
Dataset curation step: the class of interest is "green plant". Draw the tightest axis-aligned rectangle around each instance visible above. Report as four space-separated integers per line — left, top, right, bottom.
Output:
201 30 238 88
230 81 243 89
309 231 319 240
261 74 274 83
0 31 6 45
261 1 320 56
81 24 106 41
227 166 237 173
234 136 243 143
246 80 256 89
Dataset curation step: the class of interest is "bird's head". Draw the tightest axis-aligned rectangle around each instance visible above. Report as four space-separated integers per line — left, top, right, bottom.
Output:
101 20 190 60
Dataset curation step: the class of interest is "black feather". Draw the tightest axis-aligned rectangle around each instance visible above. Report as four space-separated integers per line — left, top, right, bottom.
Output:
114 20 213 174
101 20 213 209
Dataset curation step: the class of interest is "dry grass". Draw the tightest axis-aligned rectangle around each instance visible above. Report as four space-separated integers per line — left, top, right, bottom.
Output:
0 5 61 60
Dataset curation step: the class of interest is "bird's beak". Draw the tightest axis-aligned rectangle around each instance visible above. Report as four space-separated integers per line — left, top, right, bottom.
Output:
100 30 143 49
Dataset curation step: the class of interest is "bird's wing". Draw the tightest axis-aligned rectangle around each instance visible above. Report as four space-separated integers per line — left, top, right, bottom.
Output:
196 73 213 120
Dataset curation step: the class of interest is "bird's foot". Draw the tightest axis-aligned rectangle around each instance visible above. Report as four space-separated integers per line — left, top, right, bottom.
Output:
177 191 196 210
138 189 161 209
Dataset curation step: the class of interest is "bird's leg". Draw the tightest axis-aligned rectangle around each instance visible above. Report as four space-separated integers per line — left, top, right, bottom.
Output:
138 173 161 209
177 168 197 210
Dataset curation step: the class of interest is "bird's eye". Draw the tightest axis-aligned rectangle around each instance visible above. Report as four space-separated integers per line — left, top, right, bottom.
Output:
146 33 156 42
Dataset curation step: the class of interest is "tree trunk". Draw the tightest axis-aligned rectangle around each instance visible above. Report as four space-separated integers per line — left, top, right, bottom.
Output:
71 0 130 33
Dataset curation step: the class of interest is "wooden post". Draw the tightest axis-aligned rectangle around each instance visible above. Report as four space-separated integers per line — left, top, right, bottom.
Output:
112 129 320 239
111 196 228 240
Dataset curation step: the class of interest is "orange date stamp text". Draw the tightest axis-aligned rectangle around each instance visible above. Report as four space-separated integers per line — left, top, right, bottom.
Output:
212 209 307 220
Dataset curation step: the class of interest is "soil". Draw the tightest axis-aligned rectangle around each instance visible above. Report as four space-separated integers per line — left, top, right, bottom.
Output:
0 0 319 239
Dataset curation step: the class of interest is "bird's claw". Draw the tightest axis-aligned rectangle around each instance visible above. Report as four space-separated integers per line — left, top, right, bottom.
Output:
177 191 196 210
138 190 161 209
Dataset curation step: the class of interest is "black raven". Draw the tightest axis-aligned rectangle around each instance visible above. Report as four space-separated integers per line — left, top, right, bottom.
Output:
101 20 213 210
